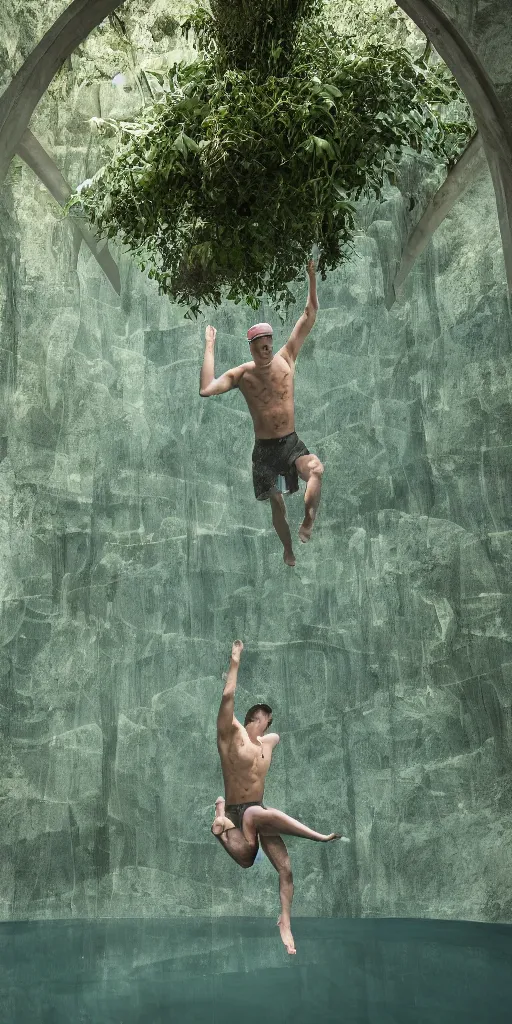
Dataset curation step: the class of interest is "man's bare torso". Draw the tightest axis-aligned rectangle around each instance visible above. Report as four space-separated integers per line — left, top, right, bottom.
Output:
238 351 295 438
217 722 274 803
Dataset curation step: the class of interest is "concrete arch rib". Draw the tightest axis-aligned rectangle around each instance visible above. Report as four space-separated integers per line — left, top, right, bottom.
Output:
0 0 127 185
17 128 121 294
389 132 488 307
395 0 512 294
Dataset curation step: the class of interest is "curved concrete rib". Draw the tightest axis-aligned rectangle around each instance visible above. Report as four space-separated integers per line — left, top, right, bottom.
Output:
389 132 488 305
0 0 127 185
395 0 512 293
16 128 121 294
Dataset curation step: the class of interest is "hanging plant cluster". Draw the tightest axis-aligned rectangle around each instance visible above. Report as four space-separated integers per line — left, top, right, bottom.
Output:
66 0 474 318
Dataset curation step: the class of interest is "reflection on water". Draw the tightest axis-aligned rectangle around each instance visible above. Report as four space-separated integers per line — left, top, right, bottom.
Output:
1 917 511 1023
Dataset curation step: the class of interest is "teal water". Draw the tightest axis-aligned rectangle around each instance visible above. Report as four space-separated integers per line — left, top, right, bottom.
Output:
1 918 512 1023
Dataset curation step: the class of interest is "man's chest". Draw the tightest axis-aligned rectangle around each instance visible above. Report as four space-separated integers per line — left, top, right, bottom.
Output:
240 360 294 405
220 733 270 771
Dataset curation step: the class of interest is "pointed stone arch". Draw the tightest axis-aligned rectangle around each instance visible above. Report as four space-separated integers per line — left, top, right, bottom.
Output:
0 0 510 295
394 0 512 295
0 0 127 185
0 0 127 290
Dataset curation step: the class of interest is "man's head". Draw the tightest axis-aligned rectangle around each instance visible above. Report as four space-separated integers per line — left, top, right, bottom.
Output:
244 702 273 737
247 323 273 365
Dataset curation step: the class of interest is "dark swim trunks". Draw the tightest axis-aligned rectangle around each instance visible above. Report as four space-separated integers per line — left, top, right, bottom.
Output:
224 801 267 831
252 430 310 501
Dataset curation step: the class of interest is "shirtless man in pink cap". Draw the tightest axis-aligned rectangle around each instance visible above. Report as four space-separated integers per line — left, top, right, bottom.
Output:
199 261 322 566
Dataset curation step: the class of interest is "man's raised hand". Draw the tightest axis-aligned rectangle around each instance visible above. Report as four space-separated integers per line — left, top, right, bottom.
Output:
306 259 319 312
231 640 244 663
205 325 217 345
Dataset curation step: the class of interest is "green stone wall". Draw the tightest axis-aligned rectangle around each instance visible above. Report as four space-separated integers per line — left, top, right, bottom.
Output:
1 1 512 922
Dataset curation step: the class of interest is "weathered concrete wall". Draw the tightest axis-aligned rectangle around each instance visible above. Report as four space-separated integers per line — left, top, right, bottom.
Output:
0 1 511 922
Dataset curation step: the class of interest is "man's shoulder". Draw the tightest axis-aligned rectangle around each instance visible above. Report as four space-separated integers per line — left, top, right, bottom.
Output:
275 345 295 368
238 360 255 378
262 732 280 748
217 716 244 743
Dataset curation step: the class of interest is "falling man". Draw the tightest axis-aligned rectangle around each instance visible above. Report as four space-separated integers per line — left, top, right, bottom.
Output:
211 640 348 955
199 261 323 566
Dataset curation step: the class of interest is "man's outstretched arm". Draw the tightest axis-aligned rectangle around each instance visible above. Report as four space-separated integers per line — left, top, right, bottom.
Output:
282 260 319 363
217 640 243 741
263 733 280 750
200 325 247 396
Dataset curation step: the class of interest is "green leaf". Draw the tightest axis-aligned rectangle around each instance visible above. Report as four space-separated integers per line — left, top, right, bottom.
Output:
321 83 342 99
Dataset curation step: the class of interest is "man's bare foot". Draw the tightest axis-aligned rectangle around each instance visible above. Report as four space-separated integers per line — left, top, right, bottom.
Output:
283 548 296 567
277 915 296 955
211 815 236 835
298 512 315 543
211 796 236 836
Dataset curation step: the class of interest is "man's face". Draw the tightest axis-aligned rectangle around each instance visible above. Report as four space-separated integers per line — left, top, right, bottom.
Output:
252 710 271 732
251 335 273 361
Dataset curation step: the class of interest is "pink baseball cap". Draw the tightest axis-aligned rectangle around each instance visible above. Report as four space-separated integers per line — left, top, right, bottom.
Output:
247 322 273 343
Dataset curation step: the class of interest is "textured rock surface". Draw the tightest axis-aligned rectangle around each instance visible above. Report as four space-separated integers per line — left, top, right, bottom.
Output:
0 2 512 922
434 0 512 128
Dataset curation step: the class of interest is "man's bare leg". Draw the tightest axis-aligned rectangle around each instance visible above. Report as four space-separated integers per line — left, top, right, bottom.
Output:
242 804 344 846
269 492 295 566
260 834 296 955
211 797 258 869
295 454 324 544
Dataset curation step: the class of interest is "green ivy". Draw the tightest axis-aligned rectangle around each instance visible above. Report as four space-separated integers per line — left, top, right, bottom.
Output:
66 1 473 318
